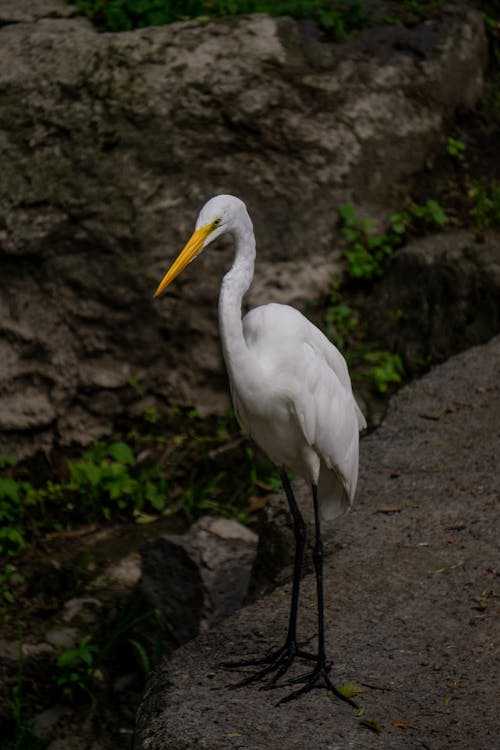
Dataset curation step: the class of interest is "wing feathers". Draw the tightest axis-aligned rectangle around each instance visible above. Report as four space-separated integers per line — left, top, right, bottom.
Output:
295 340 363 518
241 304 365 520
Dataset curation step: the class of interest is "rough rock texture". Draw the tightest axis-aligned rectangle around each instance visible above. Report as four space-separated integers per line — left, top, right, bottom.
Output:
367 230 500 370
0 1 487 456
138 516 258 649
135 335 500 750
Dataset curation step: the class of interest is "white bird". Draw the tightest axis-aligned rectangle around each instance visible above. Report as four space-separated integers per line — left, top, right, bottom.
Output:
154 195 366 705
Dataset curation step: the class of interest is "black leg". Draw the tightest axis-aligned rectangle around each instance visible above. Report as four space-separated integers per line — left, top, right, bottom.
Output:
277 483 357 707
313 481 327 669
280 469 307 651
223 470 314 686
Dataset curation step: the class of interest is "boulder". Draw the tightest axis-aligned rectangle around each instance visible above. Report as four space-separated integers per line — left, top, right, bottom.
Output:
367 230 500 370
0 2 487 456
138 516 258 649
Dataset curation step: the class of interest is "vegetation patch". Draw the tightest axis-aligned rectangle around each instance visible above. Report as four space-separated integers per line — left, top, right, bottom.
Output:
468 180 500 228
72 0 499 37
0 409 277 567
313 196 448 407
73 0 372 37
338 200 447 282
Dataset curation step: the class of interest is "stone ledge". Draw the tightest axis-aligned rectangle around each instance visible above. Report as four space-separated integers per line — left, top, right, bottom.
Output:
135 335 500 750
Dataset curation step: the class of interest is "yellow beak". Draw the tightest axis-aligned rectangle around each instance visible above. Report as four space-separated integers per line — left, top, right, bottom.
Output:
153 224 213 298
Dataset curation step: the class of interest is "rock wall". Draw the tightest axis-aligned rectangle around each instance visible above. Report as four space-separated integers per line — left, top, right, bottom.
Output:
367 230 500 370
0 1 487 456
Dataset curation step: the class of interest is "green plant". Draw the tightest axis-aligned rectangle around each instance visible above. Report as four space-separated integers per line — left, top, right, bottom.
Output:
446 136 466 162
55 636 101 701
338 203 394 280
0 406 286 568
0 564 25 607
0 440 171 560
154 408 276 525
0 474 33 556
401 0 445 20
66 441 168 519
174 467 251 524
338 200 447 281
308 0 371 39
144 406 158 424
0 458 28 556
469 180 500 228
0 415 272 563
54 603 165 703
324 279 358 349
482 68 500 125
73 0 372 37
5 627 48 750
112 606 165 677
364 351 404 393
408 198 447 228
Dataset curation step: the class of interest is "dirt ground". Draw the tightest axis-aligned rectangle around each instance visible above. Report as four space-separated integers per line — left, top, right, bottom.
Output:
135 335 500 750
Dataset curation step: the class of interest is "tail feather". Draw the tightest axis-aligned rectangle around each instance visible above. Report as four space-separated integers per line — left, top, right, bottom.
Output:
318 462 352 521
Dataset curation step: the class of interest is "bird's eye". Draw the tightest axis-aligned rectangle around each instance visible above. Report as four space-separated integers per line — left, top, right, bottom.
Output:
213 218 221 227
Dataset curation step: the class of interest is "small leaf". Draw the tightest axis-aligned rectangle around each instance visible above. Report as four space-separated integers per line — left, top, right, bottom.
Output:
0 455 17 469
80 649 95 666
109 442 135 465
360 719 382 734
128 638 150 676
337 683 364 698
0 478 20 502
133 509 159 524
426 199 448 226
339 202 357 224
434 560 463 574
57 648 82 667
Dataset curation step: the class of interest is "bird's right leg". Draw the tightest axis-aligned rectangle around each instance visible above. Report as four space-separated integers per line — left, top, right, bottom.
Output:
224 470 314 686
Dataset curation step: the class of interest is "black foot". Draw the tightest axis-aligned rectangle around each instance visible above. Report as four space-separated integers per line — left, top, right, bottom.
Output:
276 662 358 708
223 642 315 688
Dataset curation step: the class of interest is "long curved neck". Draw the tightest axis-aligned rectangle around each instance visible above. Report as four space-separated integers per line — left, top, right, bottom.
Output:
218 220 256 380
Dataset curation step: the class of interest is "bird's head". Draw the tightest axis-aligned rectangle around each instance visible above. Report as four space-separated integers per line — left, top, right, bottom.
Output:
154 194 248 298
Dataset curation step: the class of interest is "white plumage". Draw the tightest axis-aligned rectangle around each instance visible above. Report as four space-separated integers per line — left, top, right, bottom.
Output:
155 194 365 705
233 302 365 520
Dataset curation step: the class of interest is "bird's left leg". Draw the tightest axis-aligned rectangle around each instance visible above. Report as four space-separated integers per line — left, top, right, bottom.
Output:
277 482 357 707
224 470 313 686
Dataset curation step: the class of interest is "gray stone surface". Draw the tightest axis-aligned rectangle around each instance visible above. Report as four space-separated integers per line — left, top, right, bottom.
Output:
138 516 258 649
0 3 487 456
135 335 500 750
367 230 500 369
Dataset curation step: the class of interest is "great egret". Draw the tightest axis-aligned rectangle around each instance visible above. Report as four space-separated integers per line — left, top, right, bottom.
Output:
154 195 365 705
